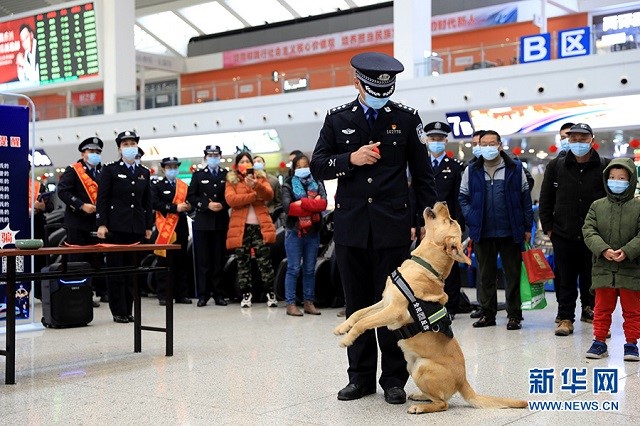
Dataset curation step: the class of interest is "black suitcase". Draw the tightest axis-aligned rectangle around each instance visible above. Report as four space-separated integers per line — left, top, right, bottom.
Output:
41 262 93 328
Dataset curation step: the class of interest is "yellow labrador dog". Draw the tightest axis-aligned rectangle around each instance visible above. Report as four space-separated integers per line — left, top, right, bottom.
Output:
334 202 527 414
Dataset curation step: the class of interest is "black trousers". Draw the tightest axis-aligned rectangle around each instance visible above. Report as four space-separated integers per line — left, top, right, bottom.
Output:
551 233 594 322
444 264 461 314
335 237 410 390
106 231 143 317
156 237 189 300
66 227 107 297
193 229 227 299
474 237 522 320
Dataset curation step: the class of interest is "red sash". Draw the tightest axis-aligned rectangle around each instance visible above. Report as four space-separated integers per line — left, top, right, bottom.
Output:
155 179 188 257
28 179 41 210
72 162 98 205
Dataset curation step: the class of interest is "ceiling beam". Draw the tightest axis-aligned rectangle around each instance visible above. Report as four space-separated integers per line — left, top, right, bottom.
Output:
135 21 184 58
174 9 205 35
548 0 578 13
216 0 251 27
275 0 301 18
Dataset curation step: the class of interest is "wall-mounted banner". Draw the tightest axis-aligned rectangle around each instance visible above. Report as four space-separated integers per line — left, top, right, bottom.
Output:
0 104 31 324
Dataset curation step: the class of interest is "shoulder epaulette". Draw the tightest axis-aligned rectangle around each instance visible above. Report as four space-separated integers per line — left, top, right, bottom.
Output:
391 101 417 115
106 160 120 166
327 103 353 115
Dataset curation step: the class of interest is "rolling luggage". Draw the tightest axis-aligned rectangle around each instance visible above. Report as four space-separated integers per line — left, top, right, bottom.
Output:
41 262 93 328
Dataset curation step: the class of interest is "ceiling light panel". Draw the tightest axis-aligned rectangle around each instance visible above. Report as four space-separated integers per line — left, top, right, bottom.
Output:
138 11 199 56
285 0 350 16
134 25 173 55
224 0 294 26
178 2 244 34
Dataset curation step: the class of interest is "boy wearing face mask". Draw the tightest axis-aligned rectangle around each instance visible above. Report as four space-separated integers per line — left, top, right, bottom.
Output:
539 123 610 337
425 121 465 318
187 145 230 307
58 137 106 305
96 131 153 323
582 158 640 361
459 130 533 331
151 157 193 306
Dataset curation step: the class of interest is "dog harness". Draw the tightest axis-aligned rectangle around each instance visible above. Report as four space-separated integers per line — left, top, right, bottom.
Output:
389 259 453 340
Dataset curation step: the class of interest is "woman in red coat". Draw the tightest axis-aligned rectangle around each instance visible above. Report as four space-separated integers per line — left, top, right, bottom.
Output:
225 152 277 308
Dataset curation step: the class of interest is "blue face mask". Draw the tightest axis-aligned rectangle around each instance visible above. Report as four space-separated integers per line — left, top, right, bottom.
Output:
560 138 570 152
86 153 101 166
428 142 446 154
570 142 591 157
294 167 311 178
472 145 482 158
253 162 265 171
363 93 390 110
121 147 138 161
607 180 630 194
165 169 179 180
480 146 500 161
207 157 220 168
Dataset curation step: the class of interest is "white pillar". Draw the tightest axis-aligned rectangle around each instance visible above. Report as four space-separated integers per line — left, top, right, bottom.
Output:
99 0 136 114
393 0 432 79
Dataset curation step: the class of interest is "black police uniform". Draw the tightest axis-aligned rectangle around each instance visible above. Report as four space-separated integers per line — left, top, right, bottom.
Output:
151 173 190 303
187 152 230 305
96 153 153 319
311 90 437 394
31 178 54 299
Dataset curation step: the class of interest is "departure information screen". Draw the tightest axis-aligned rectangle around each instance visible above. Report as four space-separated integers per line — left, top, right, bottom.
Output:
0 2 99 91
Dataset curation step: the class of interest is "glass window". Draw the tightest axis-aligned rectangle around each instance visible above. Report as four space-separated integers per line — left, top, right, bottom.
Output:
285 0 349 17
134 25 174 56
178 3 244 34
138 12 199 56
224 0 294 26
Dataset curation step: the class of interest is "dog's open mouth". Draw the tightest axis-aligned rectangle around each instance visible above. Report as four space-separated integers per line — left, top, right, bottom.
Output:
425 207 436 219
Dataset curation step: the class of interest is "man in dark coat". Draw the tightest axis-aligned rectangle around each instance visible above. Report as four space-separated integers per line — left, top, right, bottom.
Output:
310 52 437 405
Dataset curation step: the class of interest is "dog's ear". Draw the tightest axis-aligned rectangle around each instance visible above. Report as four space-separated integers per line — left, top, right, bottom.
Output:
444 236 472 265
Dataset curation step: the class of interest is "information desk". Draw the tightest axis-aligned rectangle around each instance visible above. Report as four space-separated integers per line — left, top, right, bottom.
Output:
0 244 179 385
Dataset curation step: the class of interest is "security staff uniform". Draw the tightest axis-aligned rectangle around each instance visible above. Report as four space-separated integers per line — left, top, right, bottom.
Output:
187 145 230 306
310 52 437 400
96 131 153 320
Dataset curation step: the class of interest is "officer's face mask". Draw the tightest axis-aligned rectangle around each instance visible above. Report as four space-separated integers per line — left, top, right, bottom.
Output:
165 168 179 180
559 138 570 152
206 156 220 168
86 152 101 166
569 142 591 157
121 147 138 161
480 146 500 161
472 145 482 158
363 93 390 110
428 141 446 155
607 179 630 194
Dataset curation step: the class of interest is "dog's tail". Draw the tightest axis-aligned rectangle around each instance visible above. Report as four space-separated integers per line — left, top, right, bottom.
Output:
459 380 527 409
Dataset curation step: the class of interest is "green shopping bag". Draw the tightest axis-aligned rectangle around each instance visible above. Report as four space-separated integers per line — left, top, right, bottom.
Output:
520 261 548 310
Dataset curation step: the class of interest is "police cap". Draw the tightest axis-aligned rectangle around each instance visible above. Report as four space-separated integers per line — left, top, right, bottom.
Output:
78 137 103 152
424 121 451 136
161 157 181 167
351 52 404 98
115 130 140 147
568 123 593 136
204 145 221 155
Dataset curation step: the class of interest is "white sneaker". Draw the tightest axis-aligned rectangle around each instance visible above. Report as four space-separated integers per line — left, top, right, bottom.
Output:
266 292 278 307
240 293 252 308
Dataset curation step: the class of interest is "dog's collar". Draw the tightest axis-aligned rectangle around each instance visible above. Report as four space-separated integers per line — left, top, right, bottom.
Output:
411 255 444 281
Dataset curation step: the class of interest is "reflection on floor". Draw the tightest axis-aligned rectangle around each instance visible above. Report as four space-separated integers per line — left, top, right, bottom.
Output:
1 289 639 425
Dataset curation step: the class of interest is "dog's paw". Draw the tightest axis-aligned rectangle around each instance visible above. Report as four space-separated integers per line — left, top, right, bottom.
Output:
334 323 351 335
407 405 422 414
339 336 353 348
408 392 432 402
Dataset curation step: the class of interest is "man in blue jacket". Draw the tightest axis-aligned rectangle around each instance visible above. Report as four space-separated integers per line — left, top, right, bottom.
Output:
459 130 533 330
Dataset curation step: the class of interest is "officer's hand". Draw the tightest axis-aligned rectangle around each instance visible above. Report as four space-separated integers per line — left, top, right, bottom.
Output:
612 249 627 262
81 203 96 214
97 225 108 239
177 202 190 212
524 232 532 244
349 142 381 166
209 201 223 212
420 227 426 240
34 200 46 212
410 227 416 241
145 229 153 241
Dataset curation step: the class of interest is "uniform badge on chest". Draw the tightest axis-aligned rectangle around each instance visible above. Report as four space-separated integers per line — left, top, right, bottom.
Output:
387 123 401 135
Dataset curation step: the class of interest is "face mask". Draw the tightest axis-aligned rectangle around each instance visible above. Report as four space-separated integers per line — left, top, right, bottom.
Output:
472 145 482 158
607 180 629 194
294 167 311 178
428 142 446 154
253 162 265 171
363 93 390 110
121 147 138 161
86 153 101 166
569 142 591 157
560 138 570 152
165 169 179 180
207 157 220 168
480 146 500 161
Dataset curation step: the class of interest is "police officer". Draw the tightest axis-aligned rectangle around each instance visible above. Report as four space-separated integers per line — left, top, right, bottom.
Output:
151 157 193 305
424 121 465 318
135 147 145 166
187 145 230 307
57 137 106 305
96 130 153 323
310 52 437 404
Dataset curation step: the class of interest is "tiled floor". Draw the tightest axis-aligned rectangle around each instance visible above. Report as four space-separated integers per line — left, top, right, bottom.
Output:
1 289 639 425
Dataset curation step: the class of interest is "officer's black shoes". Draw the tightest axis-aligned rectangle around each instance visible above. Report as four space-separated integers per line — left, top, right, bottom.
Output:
176 297 193 304
113 315 128 323
214 297 228 306
470 309 482 319
337 383 376 401
92 300 100 308
99 294 109 303
472 316 496 328
197 297 209 307
127 315 135 322
383 387 407 404
158 298 166 306
507 317 522 330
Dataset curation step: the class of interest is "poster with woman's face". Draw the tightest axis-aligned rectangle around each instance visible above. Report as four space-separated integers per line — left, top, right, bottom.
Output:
0 16 41 89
